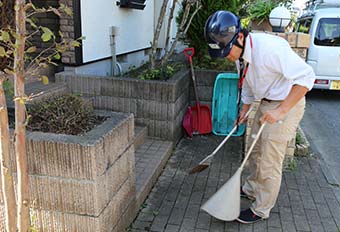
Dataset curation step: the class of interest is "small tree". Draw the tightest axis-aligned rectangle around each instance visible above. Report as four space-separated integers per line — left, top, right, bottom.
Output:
0 1 80 231
149 0 201 69
177 0 248 66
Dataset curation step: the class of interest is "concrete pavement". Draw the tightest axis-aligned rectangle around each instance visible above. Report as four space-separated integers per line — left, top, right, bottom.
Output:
129 134 340 232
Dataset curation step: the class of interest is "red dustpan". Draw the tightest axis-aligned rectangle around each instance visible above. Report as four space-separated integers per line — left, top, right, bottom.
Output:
183 106 193 137
183 47 212 135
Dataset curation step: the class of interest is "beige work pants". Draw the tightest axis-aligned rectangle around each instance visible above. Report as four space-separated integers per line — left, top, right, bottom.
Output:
242 97 305 218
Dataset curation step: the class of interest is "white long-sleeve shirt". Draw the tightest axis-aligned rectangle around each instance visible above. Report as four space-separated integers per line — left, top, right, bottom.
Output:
239 33 316 105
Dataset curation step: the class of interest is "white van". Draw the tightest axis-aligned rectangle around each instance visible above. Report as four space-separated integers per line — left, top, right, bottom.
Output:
296 2 340 90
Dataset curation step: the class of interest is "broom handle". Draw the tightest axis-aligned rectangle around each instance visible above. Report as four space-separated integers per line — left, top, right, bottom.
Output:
199 104 255 164
239 122 267 170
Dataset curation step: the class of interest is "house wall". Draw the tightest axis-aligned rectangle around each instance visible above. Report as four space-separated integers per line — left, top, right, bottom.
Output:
58 0 182 76
80 0 154 63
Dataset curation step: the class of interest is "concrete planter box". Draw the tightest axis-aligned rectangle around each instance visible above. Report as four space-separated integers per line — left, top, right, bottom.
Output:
1 111 136 232
56 70 190 142
188 69 222 107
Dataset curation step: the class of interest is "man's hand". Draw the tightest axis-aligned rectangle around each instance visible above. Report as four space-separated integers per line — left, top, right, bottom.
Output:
260 85 309 124
260 107 286 124
235 104 251 125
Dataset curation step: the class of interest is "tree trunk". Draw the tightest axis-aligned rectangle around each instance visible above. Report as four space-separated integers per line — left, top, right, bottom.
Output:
164 0 177 53
14 0 30 231
150 0 170 69
0 76 17 232
161 2 201 67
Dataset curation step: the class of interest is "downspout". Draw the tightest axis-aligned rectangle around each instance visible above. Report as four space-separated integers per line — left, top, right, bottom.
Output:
110 26 121 76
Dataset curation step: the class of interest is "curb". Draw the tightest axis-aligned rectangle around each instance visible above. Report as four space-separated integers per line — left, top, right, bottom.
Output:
297 125 340 188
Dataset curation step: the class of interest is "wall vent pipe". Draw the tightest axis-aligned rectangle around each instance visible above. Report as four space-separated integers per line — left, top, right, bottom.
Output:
110 26 119 76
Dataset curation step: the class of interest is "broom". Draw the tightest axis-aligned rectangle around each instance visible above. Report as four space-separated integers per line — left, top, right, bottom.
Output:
189 105 255 174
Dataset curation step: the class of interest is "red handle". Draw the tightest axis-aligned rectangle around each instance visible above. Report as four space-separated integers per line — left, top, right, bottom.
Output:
183 47 195 63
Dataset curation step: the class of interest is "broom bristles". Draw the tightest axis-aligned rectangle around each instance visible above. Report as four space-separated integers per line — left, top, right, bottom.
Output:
189 164 209 174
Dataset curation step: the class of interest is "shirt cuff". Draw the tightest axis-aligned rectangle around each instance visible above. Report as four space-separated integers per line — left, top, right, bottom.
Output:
292 78 315 90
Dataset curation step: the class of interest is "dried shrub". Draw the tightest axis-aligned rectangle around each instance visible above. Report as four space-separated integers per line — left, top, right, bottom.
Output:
27 94 103 135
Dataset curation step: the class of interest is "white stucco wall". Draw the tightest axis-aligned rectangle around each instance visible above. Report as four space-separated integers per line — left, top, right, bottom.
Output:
80 0 154 63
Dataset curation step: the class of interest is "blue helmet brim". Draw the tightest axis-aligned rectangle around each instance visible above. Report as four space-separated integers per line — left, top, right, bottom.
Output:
207 46 232 58
207 35 238 58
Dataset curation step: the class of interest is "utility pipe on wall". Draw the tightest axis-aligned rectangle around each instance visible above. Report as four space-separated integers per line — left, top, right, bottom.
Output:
110 26 119 76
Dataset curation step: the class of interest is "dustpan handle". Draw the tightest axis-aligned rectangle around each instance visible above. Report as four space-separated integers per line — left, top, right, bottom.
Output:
184 48 200 105
239 122 266 170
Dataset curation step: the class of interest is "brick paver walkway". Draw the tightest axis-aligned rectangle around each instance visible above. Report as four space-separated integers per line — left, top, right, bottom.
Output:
129 134 340 232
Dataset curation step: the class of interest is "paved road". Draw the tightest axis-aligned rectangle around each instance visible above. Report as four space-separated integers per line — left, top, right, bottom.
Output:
301 89 340 186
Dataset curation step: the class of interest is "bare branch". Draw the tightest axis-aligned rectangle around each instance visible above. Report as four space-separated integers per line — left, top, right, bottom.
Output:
183 2 201 34
161 1 201 66
150 0 170 69
164 0 177 53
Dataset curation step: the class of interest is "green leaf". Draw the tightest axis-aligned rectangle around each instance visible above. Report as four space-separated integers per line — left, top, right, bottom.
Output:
64 7 73 16
0 46 6 57
41 75 49 85
54 53 61 60
41 32 52 42
71 41 81 47
26 18 38 29
41 27 54 42
1 31 10 42
26 46 37 53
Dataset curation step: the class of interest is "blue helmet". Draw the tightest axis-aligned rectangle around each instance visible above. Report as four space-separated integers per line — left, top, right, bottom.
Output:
204 11 241 58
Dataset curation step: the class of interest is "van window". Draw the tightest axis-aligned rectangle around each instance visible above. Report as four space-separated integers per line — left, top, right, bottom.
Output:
296 18 312 33
314 18 340 46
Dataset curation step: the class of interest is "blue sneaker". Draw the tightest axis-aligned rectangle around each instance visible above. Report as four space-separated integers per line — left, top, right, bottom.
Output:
236 208 263 224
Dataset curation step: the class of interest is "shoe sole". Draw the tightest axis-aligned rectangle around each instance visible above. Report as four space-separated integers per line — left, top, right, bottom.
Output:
236 217 263 224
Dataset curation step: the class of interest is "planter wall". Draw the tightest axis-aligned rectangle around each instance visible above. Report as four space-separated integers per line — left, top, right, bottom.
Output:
55 70 190 142
0 111 136 232
189 70 222 107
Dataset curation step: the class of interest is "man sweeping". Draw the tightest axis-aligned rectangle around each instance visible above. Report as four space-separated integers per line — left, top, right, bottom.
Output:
204 10 315 223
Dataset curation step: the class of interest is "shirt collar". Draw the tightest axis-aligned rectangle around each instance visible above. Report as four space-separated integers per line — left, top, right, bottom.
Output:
241 33 252 64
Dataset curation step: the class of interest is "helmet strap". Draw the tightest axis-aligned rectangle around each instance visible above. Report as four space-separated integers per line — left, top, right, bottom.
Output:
236 33 248 60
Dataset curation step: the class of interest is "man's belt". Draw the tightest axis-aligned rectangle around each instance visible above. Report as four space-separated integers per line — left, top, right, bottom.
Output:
261 98 283 102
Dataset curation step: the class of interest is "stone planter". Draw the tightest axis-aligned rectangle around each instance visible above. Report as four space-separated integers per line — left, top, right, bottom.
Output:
0 111 136 232
55 70 190 142
189 69 222 107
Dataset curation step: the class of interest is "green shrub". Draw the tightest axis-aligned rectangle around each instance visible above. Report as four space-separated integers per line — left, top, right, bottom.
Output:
295 130 304 145
27 94 104 135
176 0 248 70
125 63 182 80
194 53 236 71
247 0 293 25
248 0 277 24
